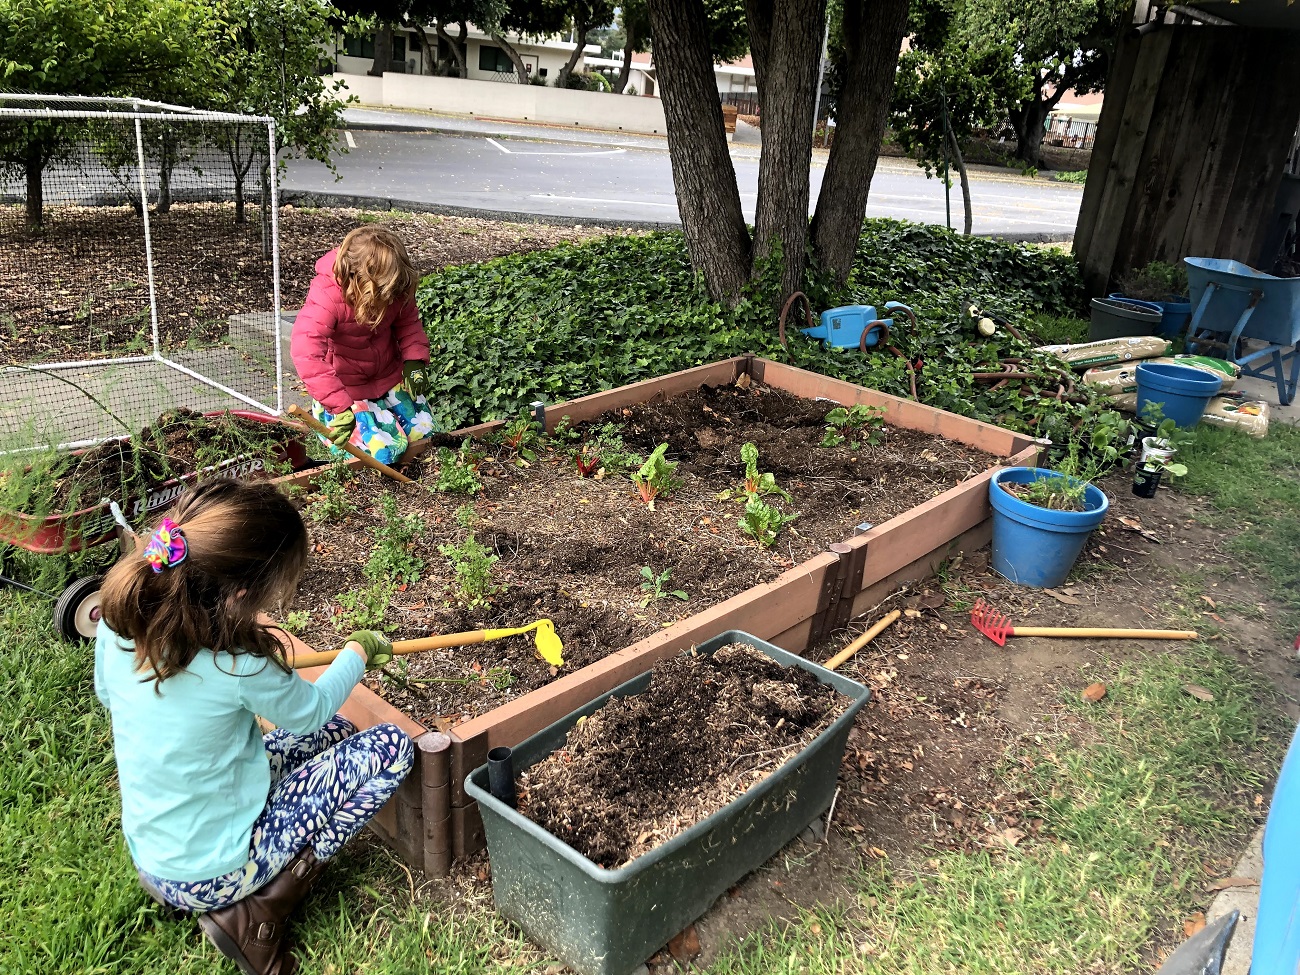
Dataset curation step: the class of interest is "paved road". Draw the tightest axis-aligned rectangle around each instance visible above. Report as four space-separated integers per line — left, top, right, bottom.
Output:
283 123 1082 236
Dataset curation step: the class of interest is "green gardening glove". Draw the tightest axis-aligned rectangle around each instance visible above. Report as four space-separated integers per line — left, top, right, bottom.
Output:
402 360 431 398
325 408 356 446
346 630 393 670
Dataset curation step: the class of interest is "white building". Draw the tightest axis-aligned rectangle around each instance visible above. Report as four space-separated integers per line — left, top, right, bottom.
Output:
334 25 600 85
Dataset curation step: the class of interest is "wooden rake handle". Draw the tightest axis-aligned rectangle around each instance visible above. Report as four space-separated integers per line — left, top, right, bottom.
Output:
824 610 901 671
287 404 412 484
1009 627 1198 640
290 628 496 670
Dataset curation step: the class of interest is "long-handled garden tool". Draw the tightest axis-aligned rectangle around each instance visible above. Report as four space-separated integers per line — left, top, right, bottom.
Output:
824 610 901 671
289 619 564 669
971 598 1197 647
287 403 413 484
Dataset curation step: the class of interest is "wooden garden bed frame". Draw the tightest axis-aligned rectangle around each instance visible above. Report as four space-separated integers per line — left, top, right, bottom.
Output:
277 355 1039 874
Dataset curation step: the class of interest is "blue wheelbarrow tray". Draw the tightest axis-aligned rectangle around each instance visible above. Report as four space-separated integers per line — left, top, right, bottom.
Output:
1184 257 1300 404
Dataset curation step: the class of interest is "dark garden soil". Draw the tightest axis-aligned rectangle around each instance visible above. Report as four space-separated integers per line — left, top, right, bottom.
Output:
285 380 999 728
0 203 609 363
519 642 851 868
11 408 300 514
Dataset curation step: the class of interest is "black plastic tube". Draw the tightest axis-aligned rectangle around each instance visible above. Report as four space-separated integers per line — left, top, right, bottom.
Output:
488 746 517 808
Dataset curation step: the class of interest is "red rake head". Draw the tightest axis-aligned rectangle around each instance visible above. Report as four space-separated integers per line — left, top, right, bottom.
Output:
971 598 1013 646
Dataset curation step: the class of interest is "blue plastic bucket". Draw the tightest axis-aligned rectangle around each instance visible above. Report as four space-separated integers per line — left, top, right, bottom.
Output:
1135 361 1222 427
1155 299 1192 337
990 468 1109 589
1252 719 1300 971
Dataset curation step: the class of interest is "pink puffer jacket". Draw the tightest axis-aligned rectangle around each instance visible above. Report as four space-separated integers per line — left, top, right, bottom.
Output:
289 250 431 413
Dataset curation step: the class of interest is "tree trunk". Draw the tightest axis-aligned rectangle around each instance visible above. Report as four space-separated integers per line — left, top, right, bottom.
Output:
559 26 589 85
157 130 176 215
614 36 637 92
24 140 44 234
810 0 911 286
648 0 753 303
1009 74 1067 168
435 22 469 77
369 24 394 77
413 24 437 75
491 32 531 84
746 0 774 105
948 125 972 234
746 0 826 299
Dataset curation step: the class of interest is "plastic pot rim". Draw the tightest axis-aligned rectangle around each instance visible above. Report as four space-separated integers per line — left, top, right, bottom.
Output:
990 467 1110 533
1135 361 1224 395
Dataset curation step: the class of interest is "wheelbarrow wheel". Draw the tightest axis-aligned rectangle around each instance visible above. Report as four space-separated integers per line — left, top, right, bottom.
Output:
54 575 105 643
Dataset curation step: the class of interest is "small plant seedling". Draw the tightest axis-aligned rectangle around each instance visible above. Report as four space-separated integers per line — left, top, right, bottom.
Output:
281 610 310 635
632 443 680 510
435 445 482 495
499 410 544 464
308 459 357 524
739 442 791 502
454 503 478 529
571 422 641 478
333 580 396 633
739 496 799 548
638 566 688 607
365 493 425 585
821 405 887 448
438 533 502 608
1009 441 1103 512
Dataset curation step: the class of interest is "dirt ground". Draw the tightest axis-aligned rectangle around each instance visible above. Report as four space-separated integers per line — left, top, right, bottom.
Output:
440 469 1299 971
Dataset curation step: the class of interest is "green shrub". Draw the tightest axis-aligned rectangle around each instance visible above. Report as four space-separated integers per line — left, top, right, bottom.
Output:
1054 169 1088 183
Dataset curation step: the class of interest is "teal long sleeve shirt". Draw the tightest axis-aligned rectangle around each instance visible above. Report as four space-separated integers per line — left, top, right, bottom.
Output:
93 619 365 882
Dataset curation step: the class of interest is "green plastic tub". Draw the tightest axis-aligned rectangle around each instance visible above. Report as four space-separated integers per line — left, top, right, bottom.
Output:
465 630 870 975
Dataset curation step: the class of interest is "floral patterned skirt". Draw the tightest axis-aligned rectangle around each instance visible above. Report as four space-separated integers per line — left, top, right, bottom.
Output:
311 384 436 465
138 716 413 912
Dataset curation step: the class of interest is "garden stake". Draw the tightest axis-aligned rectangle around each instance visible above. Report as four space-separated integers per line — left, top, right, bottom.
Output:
970 598 1197 647
286 404 414 484
824 610 901 671
290 618 564 669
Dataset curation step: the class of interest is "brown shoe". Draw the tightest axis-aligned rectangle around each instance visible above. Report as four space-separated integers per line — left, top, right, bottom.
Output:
198 848 325 975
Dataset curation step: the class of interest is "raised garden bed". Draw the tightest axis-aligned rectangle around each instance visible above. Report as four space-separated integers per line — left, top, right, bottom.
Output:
279 356 1039 874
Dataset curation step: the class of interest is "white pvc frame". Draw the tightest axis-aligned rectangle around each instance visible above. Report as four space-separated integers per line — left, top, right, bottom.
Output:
0 96 284 447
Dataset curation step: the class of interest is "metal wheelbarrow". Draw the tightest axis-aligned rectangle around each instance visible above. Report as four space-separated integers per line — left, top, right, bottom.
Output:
1184 257 1300 405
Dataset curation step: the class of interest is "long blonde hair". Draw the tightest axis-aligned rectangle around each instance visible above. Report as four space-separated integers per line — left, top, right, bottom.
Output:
333 226 418 327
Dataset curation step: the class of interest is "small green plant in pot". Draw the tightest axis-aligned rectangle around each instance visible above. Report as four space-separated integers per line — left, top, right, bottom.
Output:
1132 452 1188 499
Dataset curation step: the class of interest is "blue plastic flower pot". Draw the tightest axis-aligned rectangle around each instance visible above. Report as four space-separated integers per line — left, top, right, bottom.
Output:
990 468 1109 589
1135 361 1223 428
1155 299 1192 337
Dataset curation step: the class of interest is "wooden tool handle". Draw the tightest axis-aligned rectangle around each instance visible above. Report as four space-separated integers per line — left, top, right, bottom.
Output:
290 629 491 670
287 404 413 484
1011 627 1198 640
824 609 901 671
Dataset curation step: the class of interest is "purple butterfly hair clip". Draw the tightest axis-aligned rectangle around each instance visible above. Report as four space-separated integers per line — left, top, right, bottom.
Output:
142 518 187 573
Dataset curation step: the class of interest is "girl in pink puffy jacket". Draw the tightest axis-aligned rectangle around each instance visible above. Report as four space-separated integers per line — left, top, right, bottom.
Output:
290 226 435 464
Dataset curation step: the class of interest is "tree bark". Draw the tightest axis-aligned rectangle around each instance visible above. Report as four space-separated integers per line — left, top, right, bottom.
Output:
559 27 589 85
614 37 636 92
491 32 531 84
947 124 972 234
433 22 469 76
746 0 774 105
24 139 44 234
1009 73 1068 168
746 0 826 299
369 24 395 77
157 130 176 215
810 0 911 286
648 0 753 302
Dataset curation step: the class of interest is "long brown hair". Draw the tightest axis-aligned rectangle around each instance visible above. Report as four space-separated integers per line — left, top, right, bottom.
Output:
333 225 418 327
100 479 309 684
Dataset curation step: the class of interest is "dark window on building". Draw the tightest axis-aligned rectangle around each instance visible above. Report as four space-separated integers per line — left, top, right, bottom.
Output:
478 45 514 73
393 36 407 62
343 35 374 59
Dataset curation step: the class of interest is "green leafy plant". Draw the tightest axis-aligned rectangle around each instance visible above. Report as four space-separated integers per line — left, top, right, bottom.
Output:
434 445 482 495
438 534 502 608
631 443 680 510
739 496 800 548
638 566 688 608
281 610 310 635
571 422 642 478
333 580 396 633
497 410 544 464
821 405 887 448
1118 261 1190 302
365 493 424 585
308 459 357 524
739 442 791 501
454 503 478 529
1010 442 1104 512
1054 169 1088 184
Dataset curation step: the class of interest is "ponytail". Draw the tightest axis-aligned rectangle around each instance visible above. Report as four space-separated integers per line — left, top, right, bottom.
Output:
100 479 309 685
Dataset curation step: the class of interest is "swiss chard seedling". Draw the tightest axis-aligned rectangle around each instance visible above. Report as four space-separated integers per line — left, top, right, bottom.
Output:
739 496 799 548
498 410 544 464
638 566 688 607
821 404 887 448
632 443 680 510
572 422 641 478
739 442 792 502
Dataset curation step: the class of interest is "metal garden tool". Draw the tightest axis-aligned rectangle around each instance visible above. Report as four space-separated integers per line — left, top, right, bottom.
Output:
970 598 1197 647
290 619 564 668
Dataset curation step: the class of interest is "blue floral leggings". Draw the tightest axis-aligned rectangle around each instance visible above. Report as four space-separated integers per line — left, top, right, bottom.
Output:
139 717 413 913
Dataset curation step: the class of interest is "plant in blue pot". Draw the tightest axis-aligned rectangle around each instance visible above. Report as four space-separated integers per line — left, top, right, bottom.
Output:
989 446 1110 589
1113 261 1192 337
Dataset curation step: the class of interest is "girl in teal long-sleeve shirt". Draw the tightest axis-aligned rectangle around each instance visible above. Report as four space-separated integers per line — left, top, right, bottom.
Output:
95 479 412 975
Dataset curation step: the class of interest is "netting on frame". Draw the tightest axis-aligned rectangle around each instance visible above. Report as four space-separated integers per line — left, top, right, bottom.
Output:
0 94 284 450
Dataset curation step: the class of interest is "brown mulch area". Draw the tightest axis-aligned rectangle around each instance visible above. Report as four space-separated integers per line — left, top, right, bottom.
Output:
518 642 851 868
286 381 998 728
0 202 608 363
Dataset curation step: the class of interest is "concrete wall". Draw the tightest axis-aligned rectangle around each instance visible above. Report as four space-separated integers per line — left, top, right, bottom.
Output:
334 73 384 105
332 72 667 134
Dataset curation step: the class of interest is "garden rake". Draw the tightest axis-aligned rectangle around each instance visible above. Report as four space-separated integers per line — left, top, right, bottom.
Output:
970 598 1197 647
289 619 564 669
